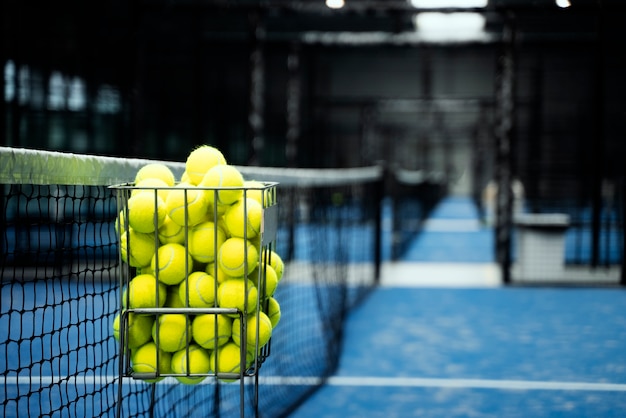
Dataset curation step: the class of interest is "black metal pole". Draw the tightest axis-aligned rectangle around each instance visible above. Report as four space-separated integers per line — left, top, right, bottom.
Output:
286 42 301 168
494 13 516 285
590 8 606 268
248 11 265 166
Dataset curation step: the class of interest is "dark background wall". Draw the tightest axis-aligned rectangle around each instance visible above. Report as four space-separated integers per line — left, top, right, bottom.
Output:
2 0 625 199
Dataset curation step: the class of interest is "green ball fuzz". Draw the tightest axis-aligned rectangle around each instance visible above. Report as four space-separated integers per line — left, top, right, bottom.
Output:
120 230 156 268
188 221 226 264
127 191 166 234
151 243 193 286
178 271 217 308
152 314 192 353
232 311 272 352
192 314 233 350
210 342 252 382
264 296 281 328
128 274 167 309
113 312 154 349
131 341 172 383
217 278 258 315
218 237 259 278
171 344 212 385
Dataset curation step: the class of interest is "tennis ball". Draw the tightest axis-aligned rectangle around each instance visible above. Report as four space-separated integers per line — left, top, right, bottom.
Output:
210 341 250 382
243 180 266 206
206 262 230 284
265 296 281 328
248 263 278 298
165 183 209 227
188 221 226 264
113 312 154 349
218 237 259 278
127 192 166 234
152 314 192 353
223 198 263 239
231 311 272 351
157 216 186 245
178 271 217 308
171 344 211 384
135 163 175 187
217 278 258 315
131 341 172 383
120 230 156 268
200 165 244 206
132 178 170 202
151 243 193 286
185 145 227 185
128 274 167 308
263 250 284 282
192 314 232 350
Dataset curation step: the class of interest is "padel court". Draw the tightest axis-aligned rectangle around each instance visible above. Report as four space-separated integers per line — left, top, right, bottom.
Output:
3 188 624 417
289 197 626 417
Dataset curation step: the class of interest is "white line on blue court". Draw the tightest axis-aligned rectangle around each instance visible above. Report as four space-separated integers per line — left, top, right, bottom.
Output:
6 376 626 392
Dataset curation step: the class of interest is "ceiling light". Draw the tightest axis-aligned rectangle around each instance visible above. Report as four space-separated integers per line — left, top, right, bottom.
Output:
326 0 345 9
411 0 488 8
415 12 486 41
555 0 571 8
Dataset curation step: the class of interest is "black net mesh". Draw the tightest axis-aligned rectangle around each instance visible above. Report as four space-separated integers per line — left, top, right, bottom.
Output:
0 151 381 418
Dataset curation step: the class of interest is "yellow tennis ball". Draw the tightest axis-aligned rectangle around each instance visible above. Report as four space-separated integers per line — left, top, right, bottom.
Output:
132 178 170 202
205 262 230 284
127 192 166 234
128 274 167 308
171 344 211 385
151 243 193 286
218 237 259 278
135 163 175 187
152 314 192 353
157 216 186 245
243 180 266 206
248 263 278 298
231 311 272 351
263 250 284 282
120 230 156 268
165 183 209 227
178 271 217 308
131 341 172 383
192 314 233 350
113 312 154 349
217 278 258 315
210 341 251 382
185 145 227 185
188 221 226 264
264 296 281 328
223 198 263 239
200 165 244 206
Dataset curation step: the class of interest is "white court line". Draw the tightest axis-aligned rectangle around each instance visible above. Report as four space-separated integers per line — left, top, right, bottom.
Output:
5 375 626 392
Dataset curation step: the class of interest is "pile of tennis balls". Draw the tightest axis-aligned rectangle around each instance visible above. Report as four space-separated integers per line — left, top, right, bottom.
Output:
113 145 284 384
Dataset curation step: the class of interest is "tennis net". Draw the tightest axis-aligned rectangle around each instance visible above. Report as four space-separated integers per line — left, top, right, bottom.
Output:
0 147 382 418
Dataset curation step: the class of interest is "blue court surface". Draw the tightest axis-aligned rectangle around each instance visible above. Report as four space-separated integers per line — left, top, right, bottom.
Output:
3 196 624 417
288 196 626 417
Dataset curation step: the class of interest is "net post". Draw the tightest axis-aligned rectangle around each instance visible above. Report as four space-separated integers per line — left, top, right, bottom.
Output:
373 163 385 284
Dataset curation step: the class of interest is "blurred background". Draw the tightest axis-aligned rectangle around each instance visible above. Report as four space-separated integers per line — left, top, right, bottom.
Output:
3 0 625 280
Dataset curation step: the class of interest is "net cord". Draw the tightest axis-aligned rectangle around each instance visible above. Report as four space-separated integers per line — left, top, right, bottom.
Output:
0 146 382 187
